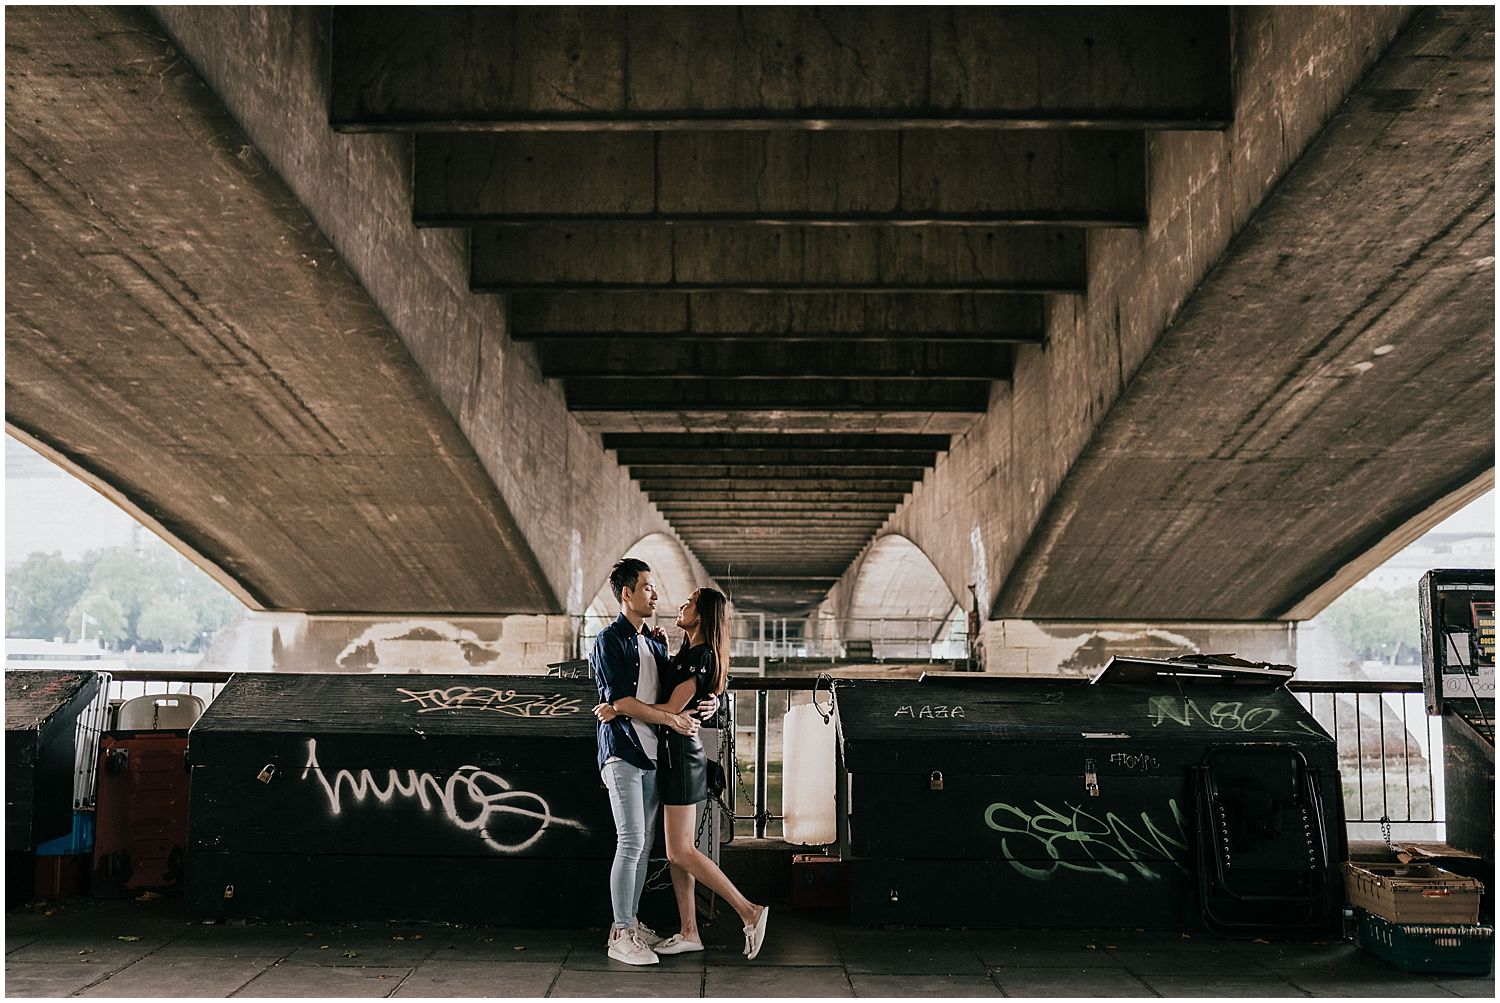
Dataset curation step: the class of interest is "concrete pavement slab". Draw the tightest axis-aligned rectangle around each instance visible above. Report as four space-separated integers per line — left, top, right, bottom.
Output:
3 961 114 998
548 968 704 997
392 959 562 996
835 928 986 975
847 972 1004 997
989 964 1156 997
231 961 411 997
1139 973 1312 997
1432 976 1499 998
704 964 853 997
76 956 271 998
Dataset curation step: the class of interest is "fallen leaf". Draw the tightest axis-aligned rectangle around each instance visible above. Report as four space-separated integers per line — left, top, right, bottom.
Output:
117 936 141 942
392 935 405 941
341 950 359 958
135 891 163 902
320 945 330 950
410 934 422 941
77 950 92 956
513 946 526 951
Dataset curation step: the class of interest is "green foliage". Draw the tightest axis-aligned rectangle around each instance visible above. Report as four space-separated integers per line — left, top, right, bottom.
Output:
1318 585 1421 662
5 551 89 640
5 541 243 650
66 592 127 643
137 597 200 651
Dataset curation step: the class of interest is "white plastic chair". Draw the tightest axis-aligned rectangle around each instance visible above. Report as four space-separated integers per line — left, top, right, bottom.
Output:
115 693 204 731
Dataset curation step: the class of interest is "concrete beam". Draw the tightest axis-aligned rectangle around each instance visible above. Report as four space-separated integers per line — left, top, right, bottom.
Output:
614 449 940 467
511 291 1045 341
471 223 1087 292
330 8 1231 130
637 478 915 495
540 341 1011 380
602 433 951 453
4 8 554 615
414 130 1146 224
629 465 930 482
564 378 992 412
994 7 1494 621
573 410 978 435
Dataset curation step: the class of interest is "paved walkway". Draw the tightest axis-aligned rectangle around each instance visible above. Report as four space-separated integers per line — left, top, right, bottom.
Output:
4 897 1494 998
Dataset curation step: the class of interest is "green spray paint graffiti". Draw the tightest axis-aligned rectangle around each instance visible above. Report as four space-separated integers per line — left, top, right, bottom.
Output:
982 798 1189 882
1147 696 1280 732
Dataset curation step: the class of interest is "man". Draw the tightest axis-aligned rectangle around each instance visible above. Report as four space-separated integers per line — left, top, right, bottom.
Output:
589 557 704 965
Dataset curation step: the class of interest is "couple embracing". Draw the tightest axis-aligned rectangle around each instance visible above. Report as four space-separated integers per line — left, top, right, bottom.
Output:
588 557 770 965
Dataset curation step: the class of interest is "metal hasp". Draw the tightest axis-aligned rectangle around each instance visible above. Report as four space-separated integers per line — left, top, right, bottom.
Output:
184 673 616 924
1419 569 1495 865
832 663 1346 933
4 669 107 909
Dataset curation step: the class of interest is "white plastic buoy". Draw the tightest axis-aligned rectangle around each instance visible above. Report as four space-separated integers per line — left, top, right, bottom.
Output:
781 702 836 845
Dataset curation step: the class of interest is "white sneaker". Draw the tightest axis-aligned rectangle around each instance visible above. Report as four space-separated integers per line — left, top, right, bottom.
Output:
607 928 660 966
630 919 665 949
655 933 705 955
742 906 770 960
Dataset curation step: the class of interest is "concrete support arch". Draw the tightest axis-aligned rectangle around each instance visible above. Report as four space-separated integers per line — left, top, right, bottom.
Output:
821 534 963 660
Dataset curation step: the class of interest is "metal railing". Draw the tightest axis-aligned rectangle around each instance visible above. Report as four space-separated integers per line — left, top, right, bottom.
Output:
575 612 967 667
66 668 1448 843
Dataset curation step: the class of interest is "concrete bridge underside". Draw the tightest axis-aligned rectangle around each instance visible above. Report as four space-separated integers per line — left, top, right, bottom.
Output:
5 8 1493 654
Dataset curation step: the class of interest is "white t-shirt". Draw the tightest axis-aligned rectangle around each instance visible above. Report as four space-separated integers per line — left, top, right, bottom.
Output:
631 631 660 763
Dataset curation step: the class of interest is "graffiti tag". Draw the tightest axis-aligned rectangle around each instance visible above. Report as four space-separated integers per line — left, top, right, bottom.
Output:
982 798 1189 882
893 705 965 720
300 738 585 853
1108 752 1160 772
1147 696 1279 732
397 687 583 717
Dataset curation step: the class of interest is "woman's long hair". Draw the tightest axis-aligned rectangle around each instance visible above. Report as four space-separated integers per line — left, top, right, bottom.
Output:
694 586 730 694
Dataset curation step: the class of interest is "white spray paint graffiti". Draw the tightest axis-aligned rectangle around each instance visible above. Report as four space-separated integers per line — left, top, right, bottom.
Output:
301 739 585 853
397 686 583 717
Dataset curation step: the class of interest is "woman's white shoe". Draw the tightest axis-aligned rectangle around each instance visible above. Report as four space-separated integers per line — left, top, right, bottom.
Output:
654 933 705 955
742 906 770 960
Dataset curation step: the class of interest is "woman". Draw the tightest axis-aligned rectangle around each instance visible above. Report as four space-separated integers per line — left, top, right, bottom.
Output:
596 586 770 960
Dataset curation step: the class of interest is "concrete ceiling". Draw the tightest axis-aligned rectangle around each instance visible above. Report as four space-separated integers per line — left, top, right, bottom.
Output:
325 7 1234 612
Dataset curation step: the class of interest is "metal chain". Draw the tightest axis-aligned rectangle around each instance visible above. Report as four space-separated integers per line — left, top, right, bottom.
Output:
1380 814 1392 848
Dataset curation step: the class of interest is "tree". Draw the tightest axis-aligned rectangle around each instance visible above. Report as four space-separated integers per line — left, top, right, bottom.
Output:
5 551 88 640
1318 585 1420 663
137 596 200 651
66 592 127 644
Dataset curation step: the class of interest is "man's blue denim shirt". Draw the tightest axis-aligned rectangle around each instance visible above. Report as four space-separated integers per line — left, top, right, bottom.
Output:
590 612 669 773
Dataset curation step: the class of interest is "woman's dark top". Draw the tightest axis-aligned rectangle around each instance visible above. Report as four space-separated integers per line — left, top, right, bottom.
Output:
657 643 717 806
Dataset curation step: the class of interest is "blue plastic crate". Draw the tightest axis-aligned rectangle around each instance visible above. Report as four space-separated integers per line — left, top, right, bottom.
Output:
1355 907 1495 976
34 810 94 857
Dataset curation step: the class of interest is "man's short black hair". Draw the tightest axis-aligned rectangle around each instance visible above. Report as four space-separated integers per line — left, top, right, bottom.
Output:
610 557 651 604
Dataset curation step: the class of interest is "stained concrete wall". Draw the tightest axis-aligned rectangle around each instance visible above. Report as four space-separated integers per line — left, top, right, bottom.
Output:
200 612 575 675
975 619 1298 678
151 8 713 622
832 7 1415 625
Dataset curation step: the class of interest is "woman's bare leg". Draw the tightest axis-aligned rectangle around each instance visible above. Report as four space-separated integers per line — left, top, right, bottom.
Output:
663 804 763 928
669 862 698 940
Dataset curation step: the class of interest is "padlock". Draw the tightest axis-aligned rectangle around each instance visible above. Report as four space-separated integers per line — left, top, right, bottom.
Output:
256 764 276 784
1083 758 1100 797
223 885 235 900
929 770 944 791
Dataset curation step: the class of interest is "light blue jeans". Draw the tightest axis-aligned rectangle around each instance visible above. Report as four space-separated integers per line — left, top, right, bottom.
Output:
601 759 659 929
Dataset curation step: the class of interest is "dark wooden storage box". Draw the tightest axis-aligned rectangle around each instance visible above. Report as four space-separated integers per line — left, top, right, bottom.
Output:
6 670 105 851
834 676 1346 930
185 673 614 923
